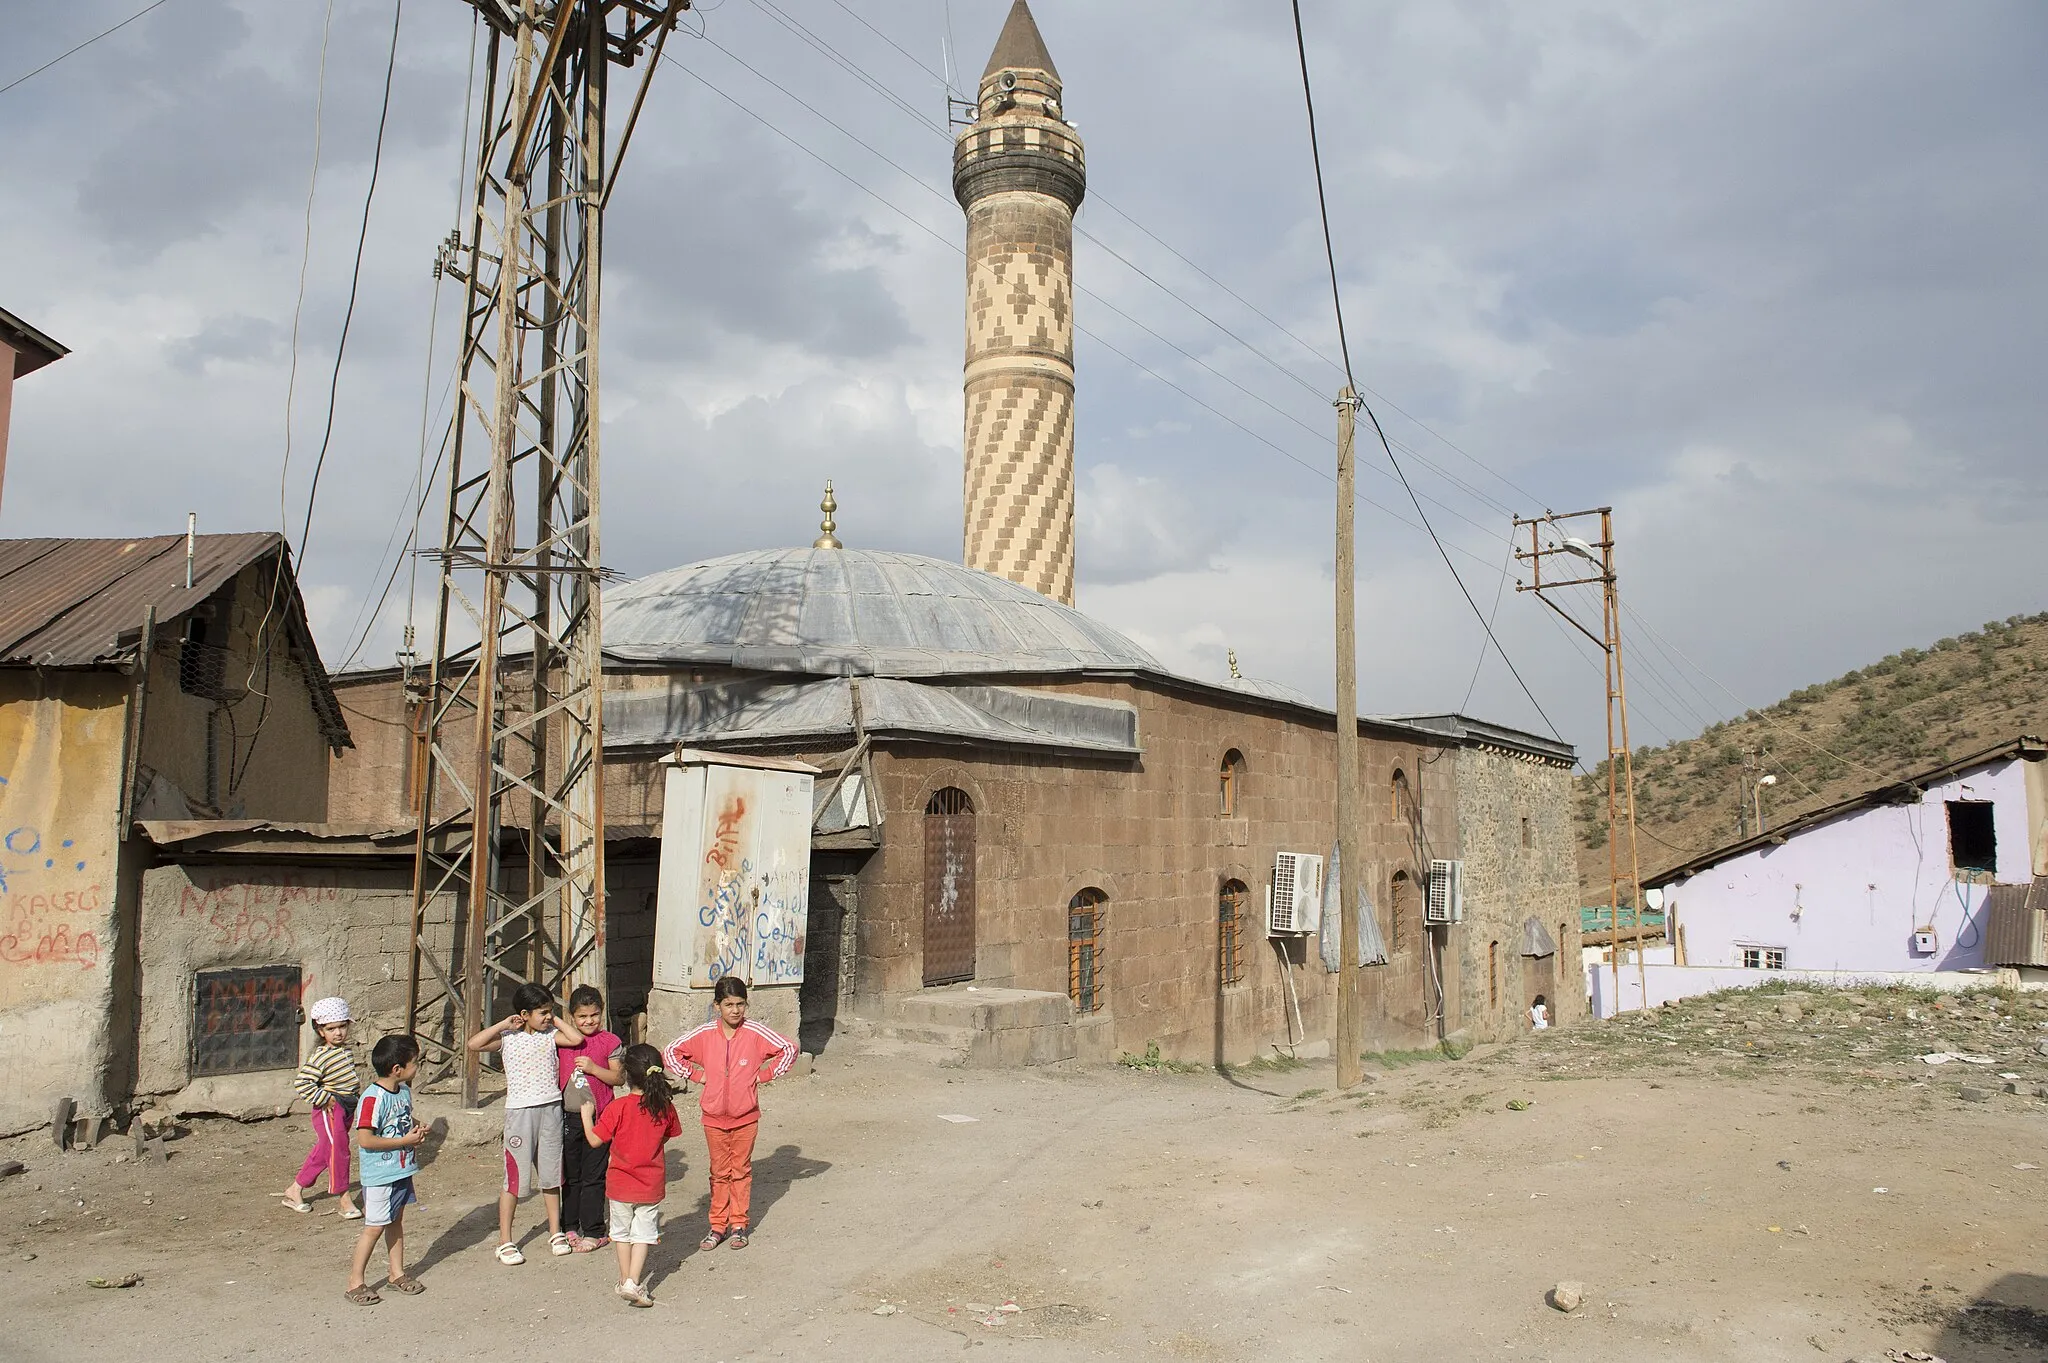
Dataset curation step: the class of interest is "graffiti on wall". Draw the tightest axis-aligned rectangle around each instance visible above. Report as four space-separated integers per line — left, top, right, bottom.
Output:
0 820 101 970
655 766 812 990
178 869 339 950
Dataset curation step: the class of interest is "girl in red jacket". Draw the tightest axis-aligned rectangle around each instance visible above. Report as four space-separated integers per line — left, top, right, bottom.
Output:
662 976 797 1250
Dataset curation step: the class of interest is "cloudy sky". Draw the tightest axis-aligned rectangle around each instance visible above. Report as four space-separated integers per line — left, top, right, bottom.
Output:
3 0 2043 761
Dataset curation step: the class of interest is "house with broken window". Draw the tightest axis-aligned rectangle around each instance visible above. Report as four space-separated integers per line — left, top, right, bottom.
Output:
1645 736 2048 990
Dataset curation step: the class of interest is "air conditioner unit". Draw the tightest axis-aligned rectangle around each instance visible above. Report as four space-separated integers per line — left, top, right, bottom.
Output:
1268 851 1324 936
1425 859 1464 925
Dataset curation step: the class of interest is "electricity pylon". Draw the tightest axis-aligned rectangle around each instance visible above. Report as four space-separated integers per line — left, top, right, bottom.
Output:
407 0 689 1106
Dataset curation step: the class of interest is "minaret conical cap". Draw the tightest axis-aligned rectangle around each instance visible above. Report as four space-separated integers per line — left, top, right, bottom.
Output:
982 0 1059 81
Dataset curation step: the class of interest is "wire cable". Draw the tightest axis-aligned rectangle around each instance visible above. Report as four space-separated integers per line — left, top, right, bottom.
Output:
1289 0 1566 744
0 0 175 98
298 0 404 571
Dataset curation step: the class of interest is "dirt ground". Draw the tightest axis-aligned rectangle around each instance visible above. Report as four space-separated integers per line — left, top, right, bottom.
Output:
4 987 2047 1363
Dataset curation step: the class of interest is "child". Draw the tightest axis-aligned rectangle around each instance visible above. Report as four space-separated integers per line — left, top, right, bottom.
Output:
345 1034 428 1305
467 983 585 1264
1530 994 1550 1030
281 996 362 1217
663 976 796 1250
579 1043 682 1306
557 984 623 1253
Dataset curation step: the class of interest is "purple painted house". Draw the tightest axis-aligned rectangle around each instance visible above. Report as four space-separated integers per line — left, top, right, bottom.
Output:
1649 737 2047 975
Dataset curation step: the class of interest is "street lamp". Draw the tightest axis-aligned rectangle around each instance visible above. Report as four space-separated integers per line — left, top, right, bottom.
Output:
1753 773 1777 834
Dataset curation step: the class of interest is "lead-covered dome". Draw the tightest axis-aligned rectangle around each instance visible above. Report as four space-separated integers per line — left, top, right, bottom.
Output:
603 548 1162 679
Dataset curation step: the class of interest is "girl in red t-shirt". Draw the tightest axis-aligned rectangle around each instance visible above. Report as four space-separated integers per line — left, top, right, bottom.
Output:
577 1044 682 1307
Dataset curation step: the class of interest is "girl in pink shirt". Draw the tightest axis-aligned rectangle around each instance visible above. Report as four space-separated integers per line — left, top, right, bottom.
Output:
662 977 796 1250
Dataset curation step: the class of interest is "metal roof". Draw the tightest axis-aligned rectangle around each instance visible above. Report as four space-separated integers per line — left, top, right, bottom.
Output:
1221 674 1315 707
606 675 1141 758
603 547 1165 679
1647 734 2047 887
0 533 351 748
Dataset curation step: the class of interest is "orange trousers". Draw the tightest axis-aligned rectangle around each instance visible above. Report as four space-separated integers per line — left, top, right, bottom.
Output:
703 1121 758 1233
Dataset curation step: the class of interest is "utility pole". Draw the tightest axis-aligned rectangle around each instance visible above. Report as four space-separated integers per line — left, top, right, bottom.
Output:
1334 387 1362 1089
408 0 689 1107
1514 509 1647 1014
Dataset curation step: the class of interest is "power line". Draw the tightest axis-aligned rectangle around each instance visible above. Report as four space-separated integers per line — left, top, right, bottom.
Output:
741 2 1535 528
0 0 175 98
298 0 404 571
660 49 1512 573
683 32 1517 558
1289 0 1566 744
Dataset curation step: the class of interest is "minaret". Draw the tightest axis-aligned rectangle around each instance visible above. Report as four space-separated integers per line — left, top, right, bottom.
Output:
955 0 1085 605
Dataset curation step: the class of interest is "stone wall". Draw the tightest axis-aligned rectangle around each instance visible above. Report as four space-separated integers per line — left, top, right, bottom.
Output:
1451 743 1584 1035
844 677 1466 1065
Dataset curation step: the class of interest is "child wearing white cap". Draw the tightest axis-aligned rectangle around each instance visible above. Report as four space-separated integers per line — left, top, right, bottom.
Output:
281 996 363 1216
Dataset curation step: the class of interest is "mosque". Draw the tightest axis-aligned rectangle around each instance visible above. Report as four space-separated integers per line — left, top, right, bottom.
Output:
323 1 1581 1066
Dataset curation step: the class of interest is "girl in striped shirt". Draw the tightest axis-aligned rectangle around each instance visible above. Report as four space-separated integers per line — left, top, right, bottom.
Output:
280 996 363 1216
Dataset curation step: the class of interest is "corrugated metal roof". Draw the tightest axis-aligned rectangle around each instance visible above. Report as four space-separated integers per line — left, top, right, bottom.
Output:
0 533 277 665
0 533 351 749
603 547 1165 679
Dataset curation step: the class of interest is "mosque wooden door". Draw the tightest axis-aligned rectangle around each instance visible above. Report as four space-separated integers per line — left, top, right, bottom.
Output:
923 788 976 986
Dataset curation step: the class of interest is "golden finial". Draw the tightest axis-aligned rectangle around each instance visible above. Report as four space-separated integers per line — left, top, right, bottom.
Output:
813 481 842 549
1227 648 1241 680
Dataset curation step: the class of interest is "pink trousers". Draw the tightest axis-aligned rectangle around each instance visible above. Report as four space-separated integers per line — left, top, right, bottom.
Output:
294 1099 353 1195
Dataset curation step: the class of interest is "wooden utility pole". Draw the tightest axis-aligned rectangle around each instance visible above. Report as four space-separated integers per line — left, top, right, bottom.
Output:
408 0 689 1106
1334 387 1363 1089
1513 508 1648 1014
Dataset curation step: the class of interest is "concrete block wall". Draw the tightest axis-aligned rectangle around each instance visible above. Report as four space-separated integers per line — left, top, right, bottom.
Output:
133 859 457 1117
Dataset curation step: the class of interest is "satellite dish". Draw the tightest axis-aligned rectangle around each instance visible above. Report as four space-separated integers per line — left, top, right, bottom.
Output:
1644 887 1665 911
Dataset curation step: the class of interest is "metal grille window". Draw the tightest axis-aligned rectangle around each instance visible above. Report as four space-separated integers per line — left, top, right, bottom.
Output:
1219 749 1245 816
1068 887 1107 1013
1389 870 1413 954
923 788 977 987
1740 946 1786 970
1218 879 1247 985
191 966 303 1077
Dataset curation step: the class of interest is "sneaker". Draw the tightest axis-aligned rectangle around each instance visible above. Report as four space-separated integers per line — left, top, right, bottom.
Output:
629 1283 654 1308
615 1280 640 1303
548 1232 574 1257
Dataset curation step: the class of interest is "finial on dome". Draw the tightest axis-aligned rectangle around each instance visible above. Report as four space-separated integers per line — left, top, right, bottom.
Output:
1227 648 1241 680
814 481 842 549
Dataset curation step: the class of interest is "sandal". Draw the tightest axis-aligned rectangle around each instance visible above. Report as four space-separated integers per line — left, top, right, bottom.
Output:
548 1231 575 1257
495 1242 525 1266
571 1234 607 1253
699 1230 726 1251
338 1206 364 1220
344 1285 381 1306
278 1196 311 1215
385 1275 425 1295
727 1229 749 1249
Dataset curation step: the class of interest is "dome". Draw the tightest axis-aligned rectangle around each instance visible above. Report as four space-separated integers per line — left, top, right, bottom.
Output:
603 547 1164 679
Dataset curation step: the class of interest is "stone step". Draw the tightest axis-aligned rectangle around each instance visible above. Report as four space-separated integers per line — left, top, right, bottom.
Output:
890 985 1074 1032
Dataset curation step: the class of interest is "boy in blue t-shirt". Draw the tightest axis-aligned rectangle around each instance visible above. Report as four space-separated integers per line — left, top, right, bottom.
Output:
346 1035 428 1305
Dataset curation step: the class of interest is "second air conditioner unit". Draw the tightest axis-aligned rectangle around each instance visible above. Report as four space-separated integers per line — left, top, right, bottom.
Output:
1268 851 1324 936
1425 858 1464 925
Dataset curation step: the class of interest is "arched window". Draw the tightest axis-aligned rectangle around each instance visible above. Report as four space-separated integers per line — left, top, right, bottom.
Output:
1068 887 1107 1013
1218 879 1248 985
1390 768 1411 822
1219 749 1246 816
1389 869 1414 954
922 788 976 987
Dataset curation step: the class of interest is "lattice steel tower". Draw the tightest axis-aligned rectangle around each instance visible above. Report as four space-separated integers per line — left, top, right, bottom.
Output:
408 0 687 1106
955 0 1086 606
